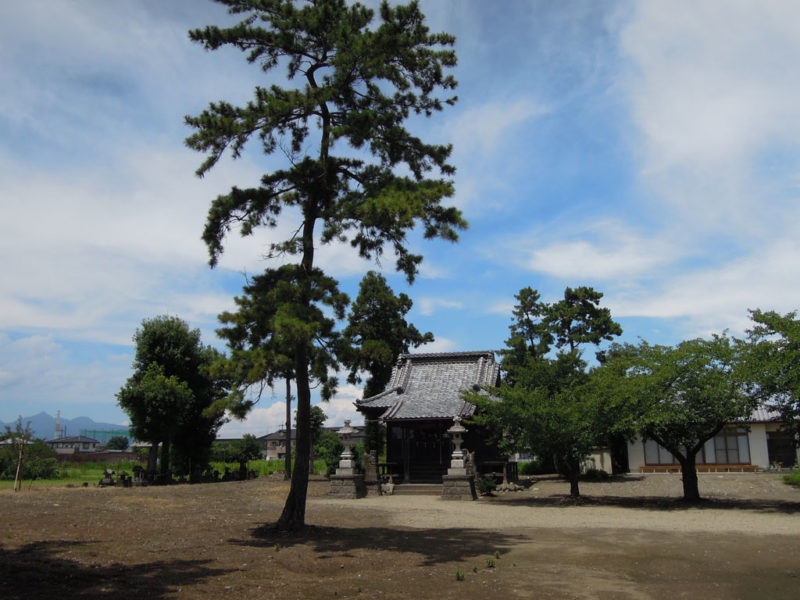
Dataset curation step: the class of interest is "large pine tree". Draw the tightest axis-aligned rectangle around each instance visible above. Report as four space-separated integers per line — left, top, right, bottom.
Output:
186 0 464 530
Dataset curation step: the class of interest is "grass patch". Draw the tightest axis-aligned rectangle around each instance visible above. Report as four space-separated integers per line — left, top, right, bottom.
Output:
782 469 800 487
0 458 329 489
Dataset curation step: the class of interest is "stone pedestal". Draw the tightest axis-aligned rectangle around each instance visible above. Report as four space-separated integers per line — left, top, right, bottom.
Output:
328 473 367 499
441 474 477 501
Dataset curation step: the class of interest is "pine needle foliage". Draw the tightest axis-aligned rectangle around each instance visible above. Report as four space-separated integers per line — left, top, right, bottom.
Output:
186 0 463 531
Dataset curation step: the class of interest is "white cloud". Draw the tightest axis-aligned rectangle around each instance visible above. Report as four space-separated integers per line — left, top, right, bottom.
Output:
418 336 458 354
217 402 287 439
450 99 549 157
216 382 364 439
508 220 680 281
611 238 800 337
0 334 130 423
418 297 464 317
620 1 800 227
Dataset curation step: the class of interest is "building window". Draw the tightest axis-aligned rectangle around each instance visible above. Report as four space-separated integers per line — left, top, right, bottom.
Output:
643 427 751 465
643 439 678 465
711 427 750 464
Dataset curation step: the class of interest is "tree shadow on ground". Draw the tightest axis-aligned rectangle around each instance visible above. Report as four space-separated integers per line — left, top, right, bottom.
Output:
488 494 800 514
0 540 230 600
236 526 527 566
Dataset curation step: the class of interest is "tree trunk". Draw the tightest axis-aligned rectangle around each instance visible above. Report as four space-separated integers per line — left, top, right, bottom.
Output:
276 347 311 531
565 460 581 498
285 377 292 480
147 443 159 479
159 439 171 483
13 445 23 492
679 455 701 502
569 474 580 498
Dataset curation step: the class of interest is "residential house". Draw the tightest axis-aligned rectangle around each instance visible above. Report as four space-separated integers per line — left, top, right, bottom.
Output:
46 435 100 454
627 407 799 471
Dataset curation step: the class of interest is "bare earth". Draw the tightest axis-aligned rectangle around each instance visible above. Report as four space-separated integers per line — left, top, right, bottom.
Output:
1 473 799 599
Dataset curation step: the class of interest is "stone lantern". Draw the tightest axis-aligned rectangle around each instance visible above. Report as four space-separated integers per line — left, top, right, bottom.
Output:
446 416 467 475
328 419 366 499
441 415 477 501
335 419 357 476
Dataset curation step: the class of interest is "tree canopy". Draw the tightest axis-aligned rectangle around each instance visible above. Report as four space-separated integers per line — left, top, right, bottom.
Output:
747 309 800 440
473 286 622 497
598 335 758 501
117 316 227 481
344 270 433 399
187 0 462 530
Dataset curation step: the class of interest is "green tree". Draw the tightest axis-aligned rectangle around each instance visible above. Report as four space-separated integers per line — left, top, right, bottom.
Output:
187 0 463 530
344 271 431 455
747 309 800 442
232 434 263 479
2 418 33 491
473 286 622 497
117 316 227 482
0 436 57 484
215 267 346 480
106 436 129 451
602 336 758 501
344 271 433 399
315 429 344 476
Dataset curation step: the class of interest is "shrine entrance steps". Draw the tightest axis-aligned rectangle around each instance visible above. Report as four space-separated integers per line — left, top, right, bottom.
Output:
391 483 441 496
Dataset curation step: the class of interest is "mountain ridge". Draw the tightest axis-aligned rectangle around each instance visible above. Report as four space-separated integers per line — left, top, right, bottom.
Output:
1 412 129 441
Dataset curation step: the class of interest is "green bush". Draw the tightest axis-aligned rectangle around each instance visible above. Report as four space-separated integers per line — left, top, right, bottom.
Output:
518 456 557 475
580 468 610 481
314 430 344 476
476 475 497 495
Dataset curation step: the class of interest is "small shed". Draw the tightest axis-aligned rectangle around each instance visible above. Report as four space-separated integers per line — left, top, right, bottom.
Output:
356 350 502 483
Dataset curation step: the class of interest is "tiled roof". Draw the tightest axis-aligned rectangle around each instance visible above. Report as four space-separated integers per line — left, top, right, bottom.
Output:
745 406 782 423
356 350 500 421
47 435 99 444
256 425 364 441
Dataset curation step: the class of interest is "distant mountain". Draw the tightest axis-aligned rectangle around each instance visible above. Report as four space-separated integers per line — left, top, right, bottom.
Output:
0 412 129 441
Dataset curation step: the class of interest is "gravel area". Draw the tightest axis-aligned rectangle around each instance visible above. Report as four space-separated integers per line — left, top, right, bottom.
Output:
319 472 800 535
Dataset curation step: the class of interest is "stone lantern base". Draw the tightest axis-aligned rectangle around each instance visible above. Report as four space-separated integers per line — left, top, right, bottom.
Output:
329 473 367 499
441 474 477 501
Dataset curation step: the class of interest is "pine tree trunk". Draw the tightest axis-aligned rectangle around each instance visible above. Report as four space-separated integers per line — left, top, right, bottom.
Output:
679 456 701 502
276 346 311 531
285 377 292 481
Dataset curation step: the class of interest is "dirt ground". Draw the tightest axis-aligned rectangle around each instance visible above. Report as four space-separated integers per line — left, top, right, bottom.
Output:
1 472 799 599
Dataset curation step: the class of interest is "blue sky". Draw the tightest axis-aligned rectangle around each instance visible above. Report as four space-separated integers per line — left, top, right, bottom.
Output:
2 1 800 437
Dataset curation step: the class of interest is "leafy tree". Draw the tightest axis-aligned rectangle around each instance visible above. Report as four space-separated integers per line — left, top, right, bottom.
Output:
232 434 263 479
344 271 433 398
106 436 129 451
315 429 344 476
2 418 33 491
473 286 622 497
344 271 431 454
747 309 800 442
117 316 227 482
0 436 57 483
187 0 463 530
602 336 758 501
